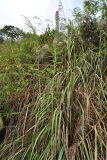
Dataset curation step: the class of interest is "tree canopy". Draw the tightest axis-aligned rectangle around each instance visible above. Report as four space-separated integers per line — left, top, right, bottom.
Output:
0 25 24 40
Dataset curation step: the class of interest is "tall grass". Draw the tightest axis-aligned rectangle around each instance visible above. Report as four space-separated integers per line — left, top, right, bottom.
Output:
0 7 107 160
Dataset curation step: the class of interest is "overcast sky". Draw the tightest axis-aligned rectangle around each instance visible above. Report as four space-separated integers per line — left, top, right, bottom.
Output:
0 0 83 31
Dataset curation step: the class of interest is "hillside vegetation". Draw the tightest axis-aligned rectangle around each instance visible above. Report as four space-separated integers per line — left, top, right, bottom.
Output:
0 1 107 160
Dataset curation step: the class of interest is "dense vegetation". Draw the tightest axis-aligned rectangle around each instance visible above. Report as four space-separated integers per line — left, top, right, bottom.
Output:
0 0 107 159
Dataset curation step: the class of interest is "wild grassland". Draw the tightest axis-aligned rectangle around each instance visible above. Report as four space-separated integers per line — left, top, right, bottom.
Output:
0 1 107 159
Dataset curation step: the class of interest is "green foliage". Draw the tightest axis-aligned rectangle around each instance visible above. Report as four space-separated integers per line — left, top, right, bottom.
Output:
84 0 99 16
0 25 24 40
39 28 55 45
0 115 4 130
0 1 107 159
0 36 4 44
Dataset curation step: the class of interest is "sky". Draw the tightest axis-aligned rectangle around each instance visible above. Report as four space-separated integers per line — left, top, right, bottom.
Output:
0 0 83 32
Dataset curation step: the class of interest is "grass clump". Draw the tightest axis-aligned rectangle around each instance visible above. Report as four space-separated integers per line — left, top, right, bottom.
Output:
0 0 107 159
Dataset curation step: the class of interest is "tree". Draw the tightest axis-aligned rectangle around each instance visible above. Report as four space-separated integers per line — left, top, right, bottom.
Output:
84 0 107 19
0 36 4 44
0 25 24 40
84 0 99 16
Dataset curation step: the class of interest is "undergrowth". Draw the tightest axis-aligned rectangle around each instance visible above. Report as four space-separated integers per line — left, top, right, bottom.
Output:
0 0 107 159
